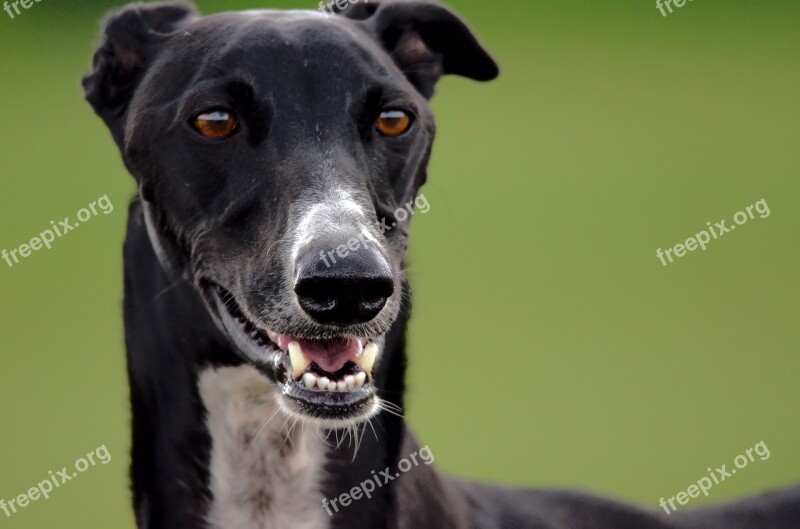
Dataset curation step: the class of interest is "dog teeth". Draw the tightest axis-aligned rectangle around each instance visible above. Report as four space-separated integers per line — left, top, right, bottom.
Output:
354 371 367 387
288 342 311 380
298 371 368 391
290 341 375 391
355 343 378 375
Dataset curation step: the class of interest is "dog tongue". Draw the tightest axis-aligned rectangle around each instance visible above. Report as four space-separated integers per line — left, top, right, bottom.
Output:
267 330 365 374
292 337 363 374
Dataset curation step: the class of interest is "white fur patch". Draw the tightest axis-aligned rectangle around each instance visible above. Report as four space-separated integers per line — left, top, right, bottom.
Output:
240 9 330 20
290 188 370 264
199 366 329 529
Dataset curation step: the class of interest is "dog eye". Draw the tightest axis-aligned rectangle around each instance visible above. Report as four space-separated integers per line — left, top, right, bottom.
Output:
191 109 238 140
376 110 413 137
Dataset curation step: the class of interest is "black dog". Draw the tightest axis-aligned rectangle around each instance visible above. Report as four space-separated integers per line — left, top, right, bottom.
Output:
84 2 799 528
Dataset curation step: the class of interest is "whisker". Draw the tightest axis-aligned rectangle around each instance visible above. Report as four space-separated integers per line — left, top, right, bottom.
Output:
367 418 379 443
378 399 404 413
351 425 360 461
249 407 283 447
284 416 300 444
153 276 187 300
377 400 406 420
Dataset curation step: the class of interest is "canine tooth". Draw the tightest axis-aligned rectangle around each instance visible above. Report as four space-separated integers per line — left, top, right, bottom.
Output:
327 381 337 391
337 380 347 391
355 343 378 375
354 371 366 387
318 377 330 390
302 373 317 389
288 342 311 380
345 375 355 388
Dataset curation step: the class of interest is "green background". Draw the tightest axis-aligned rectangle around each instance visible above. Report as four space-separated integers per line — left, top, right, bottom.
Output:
1 0 798 527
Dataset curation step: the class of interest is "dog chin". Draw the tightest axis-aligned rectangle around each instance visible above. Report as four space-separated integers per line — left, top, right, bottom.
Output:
206 283 385 426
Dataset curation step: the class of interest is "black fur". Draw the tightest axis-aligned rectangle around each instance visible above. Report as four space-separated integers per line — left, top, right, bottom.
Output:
84 2 800 528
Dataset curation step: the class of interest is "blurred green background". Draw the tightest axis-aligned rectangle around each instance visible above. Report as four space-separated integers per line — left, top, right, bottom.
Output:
1 0 798 527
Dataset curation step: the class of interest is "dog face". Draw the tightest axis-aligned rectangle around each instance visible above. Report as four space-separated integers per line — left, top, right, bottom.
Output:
85 1 497 427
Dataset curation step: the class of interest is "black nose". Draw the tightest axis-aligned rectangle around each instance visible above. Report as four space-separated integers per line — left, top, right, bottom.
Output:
294 243 394 326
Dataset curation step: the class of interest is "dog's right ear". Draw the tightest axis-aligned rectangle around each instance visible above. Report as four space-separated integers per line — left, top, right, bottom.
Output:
83 2 197 147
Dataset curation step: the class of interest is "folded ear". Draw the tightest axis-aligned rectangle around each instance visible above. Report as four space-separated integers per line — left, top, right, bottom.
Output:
83 2 197 146
340 0 499 99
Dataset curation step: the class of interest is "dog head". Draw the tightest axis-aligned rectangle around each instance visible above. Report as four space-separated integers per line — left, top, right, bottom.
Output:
84 0 497 427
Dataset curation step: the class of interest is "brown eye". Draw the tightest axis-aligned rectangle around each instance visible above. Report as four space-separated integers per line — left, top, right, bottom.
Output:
376 110 412 137
192 109 238 140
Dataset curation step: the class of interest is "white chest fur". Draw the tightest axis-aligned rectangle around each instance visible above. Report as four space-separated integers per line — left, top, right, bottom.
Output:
199 366 329 529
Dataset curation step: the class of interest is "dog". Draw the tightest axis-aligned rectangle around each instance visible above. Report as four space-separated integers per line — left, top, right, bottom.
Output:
83 1 800 528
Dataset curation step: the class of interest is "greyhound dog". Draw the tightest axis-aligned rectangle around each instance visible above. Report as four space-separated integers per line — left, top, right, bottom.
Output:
83 1 800 528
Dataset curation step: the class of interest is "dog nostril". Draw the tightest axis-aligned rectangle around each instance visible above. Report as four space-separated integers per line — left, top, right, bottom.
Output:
295 275 394 326
295 289 335 313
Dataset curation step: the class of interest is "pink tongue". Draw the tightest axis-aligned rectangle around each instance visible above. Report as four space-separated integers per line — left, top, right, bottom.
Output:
294 338 363 374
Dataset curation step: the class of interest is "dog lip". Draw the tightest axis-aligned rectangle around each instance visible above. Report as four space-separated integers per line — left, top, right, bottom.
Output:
207 283 378 412
208 283 282 370
283 382 376 415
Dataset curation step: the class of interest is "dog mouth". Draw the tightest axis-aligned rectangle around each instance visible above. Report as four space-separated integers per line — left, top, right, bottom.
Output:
208 284 379 424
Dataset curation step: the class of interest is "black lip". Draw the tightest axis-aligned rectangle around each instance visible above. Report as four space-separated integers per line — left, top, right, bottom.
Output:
206 282 377 421
283 382 376 416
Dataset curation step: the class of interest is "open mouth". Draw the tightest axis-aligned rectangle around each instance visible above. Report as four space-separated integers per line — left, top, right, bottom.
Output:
208 284 379 424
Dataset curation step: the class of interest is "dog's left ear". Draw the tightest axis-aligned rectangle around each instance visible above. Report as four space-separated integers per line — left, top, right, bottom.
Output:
341 1 499 99
83 2 198 147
